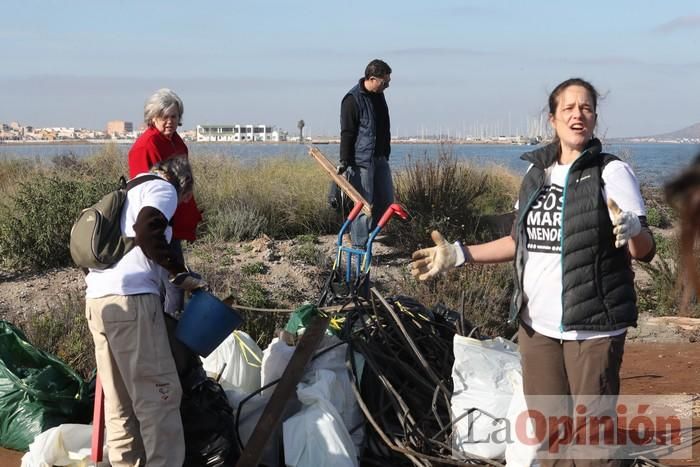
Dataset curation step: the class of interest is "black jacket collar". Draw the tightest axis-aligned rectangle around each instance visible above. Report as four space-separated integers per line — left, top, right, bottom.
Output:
521 138 602 169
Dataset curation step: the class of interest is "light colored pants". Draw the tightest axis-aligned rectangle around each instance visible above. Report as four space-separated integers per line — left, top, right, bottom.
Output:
348 156 394 249
86 294 185 467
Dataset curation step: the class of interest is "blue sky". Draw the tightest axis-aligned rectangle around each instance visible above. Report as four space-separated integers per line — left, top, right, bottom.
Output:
1 0 698 137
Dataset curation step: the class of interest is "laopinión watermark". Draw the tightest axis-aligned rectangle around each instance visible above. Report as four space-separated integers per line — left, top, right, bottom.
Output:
453 395 694 460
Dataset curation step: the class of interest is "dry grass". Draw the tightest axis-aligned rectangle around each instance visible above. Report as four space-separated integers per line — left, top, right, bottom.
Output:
192 156 338 241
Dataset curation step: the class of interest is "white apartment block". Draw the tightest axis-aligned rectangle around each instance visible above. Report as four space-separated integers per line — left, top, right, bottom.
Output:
196 124 283 142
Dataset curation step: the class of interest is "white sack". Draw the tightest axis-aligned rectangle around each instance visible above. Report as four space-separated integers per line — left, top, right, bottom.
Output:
283 369 358 467
260 337 296 397
504 372 538 467
227 389 281 467
21 424 109 467
260 335 365 451
451 335 521 460
202 330 263 393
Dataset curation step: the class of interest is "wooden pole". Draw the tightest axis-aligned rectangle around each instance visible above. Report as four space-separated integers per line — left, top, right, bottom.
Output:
308 146 372 217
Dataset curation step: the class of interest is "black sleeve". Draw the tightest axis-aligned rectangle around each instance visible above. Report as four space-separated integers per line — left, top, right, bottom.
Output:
340 95 358 166
133 206 187 276
636 216 656 263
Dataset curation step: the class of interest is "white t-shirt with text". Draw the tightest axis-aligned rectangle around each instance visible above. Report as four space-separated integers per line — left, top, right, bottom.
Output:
518 160 645 340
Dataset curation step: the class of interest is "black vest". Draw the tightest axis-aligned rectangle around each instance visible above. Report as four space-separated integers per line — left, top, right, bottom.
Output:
510 139 637 332
346 83 377 168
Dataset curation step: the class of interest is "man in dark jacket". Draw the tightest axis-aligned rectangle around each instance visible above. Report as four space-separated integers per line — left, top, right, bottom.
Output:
339 59 393 249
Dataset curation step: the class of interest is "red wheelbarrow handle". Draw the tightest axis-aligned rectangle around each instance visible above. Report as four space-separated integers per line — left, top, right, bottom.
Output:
377 203 409 228
91 375 105 462
347 201 364 221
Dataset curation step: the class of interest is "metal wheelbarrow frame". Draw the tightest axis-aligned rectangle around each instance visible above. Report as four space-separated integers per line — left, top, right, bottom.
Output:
320 201 408 305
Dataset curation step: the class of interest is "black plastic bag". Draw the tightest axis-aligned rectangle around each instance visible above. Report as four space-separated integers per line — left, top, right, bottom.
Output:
327 180 354 213
164 313 239 466
180 373 240 467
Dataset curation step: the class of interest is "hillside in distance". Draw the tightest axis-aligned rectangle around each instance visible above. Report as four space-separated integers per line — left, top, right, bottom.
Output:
623 122 700 142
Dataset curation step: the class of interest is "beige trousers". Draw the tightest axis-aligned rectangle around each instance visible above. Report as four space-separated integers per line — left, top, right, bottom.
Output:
86 294 185 467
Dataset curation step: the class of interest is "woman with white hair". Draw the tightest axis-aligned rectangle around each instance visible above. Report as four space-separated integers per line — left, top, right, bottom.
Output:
128 88 202 317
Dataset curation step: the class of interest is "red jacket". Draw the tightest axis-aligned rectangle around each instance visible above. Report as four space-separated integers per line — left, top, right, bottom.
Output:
128 127 202 241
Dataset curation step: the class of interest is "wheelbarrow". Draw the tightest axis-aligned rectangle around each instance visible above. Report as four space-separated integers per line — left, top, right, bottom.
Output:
319 201 409 305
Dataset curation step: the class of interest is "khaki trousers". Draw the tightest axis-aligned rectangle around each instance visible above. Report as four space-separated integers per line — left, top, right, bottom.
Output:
518 322 627 467
86 294 185 467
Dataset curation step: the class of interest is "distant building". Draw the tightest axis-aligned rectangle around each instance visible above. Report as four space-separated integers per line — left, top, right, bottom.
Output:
196 124 284 142
179 129 196 141
40 127 76 140
106 120 134 136
0 123 20 141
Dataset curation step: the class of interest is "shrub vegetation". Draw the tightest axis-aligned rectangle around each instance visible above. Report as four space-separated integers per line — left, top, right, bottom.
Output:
0 175 114 269
20 291 95 379
387 150 519 252
0 150 338 270
0 144 694 374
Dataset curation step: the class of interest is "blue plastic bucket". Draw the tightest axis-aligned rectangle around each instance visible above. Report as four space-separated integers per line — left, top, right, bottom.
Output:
175 290 244 357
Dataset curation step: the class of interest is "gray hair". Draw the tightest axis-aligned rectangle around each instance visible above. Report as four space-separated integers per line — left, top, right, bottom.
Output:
143 88 184 126
150 156 193 198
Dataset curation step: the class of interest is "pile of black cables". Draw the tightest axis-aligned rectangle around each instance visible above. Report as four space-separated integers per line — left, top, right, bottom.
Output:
337 290 500 466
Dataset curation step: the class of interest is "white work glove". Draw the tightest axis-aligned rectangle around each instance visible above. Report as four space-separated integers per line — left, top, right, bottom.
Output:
608 198 641 248
410 230 466 280
170 270 208 291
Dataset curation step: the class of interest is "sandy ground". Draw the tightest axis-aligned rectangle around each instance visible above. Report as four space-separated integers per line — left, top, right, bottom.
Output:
0 234 405 323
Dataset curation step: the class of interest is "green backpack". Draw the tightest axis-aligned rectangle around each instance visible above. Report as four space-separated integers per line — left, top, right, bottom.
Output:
69 174 160 269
